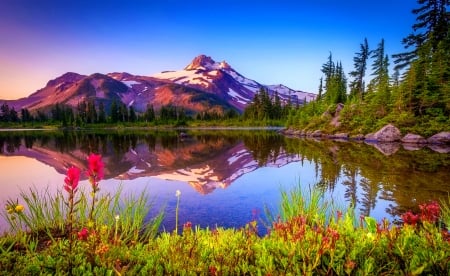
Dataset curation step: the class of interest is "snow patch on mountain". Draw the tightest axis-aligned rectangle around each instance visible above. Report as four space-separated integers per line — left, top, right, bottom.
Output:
122 80 140 88
228 89 250 105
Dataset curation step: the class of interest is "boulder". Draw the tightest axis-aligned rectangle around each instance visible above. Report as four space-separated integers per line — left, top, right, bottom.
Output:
372 124 402 142
401 133 427 144
350 134 365 140
332 133 349 139
427 132 450 144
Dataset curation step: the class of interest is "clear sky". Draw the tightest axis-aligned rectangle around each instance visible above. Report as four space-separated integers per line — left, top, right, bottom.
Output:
0 0 418 100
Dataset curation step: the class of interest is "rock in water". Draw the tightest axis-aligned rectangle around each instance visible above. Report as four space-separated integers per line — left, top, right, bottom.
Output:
372 124 402 142
401 133 427 144
427 132 450 144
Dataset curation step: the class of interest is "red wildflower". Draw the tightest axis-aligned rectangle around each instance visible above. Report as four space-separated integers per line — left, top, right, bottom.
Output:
87 153 104 184
77 227 89 241
401 211 420 226
64 166 80 193
183 221 192 229
419 201 440 223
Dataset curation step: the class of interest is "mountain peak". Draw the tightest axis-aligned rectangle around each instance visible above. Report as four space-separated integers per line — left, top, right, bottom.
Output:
184 54 231 71
46 72 85 87
185 55 216 70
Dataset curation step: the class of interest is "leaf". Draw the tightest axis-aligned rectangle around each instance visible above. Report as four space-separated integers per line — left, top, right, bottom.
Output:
411 265 425 275
364 216 377 233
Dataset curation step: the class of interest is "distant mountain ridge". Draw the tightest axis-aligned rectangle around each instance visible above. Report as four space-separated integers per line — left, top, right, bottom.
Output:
3 55 316 114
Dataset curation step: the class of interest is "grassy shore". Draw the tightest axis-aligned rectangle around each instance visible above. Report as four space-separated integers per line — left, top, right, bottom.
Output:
1 156 449 275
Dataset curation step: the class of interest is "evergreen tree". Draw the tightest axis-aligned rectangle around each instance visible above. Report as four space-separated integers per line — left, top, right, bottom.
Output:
317 77 323 101
87 100 97 124
349 38 370 100
320 55 347 104
98 102 106 123
393 0 449 70
145 104 155 122
0 103 10 122
9 107 19 122
321 52 335 92
110 99 119 123
21 108 33 122
129 106 137 122
369 39 390 92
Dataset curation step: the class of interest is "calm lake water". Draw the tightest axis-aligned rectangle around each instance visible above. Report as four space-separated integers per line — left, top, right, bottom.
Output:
0 129 449 235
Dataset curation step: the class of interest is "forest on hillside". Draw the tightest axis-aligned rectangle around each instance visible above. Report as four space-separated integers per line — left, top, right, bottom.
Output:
287 0 449 136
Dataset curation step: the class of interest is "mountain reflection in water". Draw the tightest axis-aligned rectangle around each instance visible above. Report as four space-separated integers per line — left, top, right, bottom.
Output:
0 129 449 233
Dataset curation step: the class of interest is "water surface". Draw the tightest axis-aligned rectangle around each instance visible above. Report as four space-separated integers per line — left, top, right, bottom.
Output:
0 129 449 234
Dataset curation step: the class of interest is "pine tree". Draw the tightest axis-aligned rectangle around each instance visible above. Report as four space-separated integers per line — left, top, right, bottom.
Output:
145 104 155 122
393 0 449 70
317 77 323 101
349 38 370 100
129 106 136 122
98 102 106 123
369 39 390 92
110 99 119 123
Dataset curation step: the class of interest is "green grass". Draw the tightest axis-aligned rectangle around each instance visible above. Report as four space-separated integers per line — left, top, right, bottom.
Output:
1 183 449 275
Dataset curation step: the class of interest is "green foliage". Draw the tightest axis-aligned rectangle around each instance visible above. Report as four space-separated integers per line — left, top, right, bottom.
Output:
243 88 286 121
288 1 449 136
1 184 449 274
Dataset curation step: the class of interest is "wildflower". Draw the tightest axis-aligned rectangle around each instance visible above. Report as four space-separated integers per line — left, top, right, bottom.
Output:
14 204 24 213
64 166 80 193
95 244 110 255
401 211 420 226
175 190 181 197
419 201 440 223
6 205 14 214
183 221 192 229
77 227 89 241
87 153 104 186
115 214 120 222
87 154 104 221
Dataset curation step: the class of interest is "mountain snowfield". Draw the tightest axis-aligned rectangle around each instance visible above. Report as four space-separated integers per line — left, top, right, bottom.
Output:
152 55 316 109
4 55 316 114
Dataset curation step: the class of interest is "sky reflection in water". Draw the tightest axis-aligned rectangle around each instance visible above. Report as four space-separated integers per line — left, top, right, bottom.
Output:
0 130 449 234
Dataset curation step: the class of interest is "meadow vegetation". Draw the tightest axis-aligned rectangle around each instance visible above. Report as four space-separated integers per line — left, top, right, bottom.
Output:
0 155 449 275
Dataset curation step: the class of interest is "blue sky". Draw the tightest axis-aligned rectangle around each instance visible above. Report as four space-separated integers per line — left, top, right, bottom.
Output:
0 0 418 99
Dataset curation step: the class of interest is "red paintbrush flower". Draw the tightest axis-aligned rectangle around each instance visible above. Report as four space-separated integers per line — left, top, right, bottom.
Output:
77 227 89 241
87 153 104 186
401 211 420 226
64 166 80 193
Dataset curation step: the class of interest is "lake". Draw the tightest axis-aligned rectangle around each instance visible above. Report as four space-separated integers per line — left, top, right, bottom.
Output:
0 129 449 235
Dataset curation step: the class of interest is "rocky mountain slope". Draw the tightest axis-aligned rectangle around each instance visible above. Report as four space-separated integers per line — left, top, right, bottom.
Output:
3 55 316 115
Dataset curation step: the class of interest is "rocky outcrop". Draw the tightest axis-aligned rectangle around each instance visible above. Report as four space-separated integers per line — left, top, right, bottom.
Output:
401 133 427 144
280 125 450 155
329 103 344 128
371 124 402 142
330 133 349 139
427 132 450 144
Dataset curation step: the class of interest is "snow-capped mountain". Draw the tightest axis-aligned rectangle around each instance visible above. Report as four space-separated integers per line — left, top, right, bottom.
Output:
153 55 316 111
4 55 315 114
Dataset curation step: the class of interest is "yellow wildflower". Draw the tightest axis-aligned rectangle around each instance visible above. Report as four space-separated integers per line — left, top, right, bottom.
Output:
15 204 25 213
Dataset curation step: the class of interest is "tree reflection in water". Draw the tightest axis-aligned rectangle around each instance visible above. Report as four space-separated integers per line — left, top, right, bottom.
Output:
0 130 449 221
